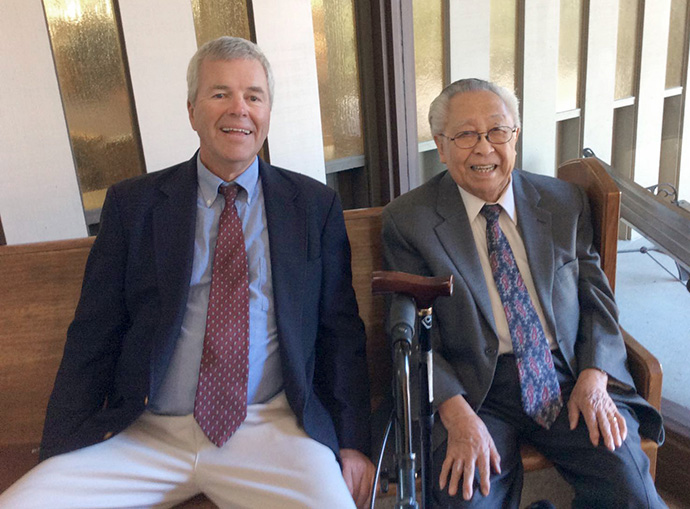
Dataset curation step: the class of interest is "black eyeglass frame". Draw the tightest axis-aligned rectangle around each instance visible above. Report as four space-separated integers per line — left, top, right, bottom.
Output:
440 126 518 149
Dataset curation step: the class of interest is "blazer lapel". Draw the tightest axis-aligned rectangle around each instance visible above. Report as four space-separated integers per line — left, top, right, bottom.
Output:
259 161 306 344
434 173 499 339
512 171 557 337
152 156 198 336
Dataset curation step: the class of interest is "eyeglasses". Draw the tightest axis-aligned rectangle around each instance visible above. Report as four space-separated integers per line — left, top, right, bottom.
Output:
441 126 517 149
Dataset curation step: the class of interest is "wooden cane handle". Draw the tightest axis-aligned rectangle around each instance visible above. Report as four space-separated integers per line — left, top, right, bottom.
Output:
371 270 453 309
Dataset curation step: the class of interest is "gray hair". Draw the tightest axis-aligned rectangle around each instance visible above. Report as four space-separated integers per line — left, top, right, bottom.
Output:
428 78 521 136
187 36 275 107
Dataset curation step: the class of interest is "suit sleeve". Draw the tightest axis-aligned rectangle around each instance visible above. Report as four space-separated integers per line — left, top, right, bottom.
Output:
313 194 371 454
40 186 129 459
381 207 466 407
572 185 634 388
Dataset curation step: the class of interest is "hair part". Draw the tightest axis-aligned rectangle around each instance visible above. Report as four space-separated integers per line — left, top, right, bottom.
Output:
187 36 275 107
428 78 521 136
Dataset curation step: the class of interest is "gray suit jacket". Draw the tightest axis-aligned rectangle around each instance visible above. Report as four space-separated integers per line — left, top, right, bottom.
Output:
382 169 663 443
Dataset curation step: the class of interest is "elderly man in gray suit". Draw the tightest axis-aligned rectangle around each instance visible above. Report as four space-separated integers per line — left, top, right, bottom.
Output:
382 78 665 508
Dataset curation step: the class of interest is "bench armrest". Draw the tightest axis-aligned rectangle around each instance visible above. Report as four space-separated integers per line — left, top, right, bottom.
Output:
622 327 662 410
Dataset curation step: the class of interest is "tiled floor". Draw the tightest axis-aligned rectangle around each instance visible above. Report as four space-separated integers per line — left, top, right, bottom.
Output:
615 237 690 410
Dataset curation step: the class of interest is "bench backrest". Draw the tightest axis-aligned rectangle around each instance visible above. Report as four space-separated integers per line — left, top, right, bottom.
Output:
558 157 621 291
342 207 387 410
0 209 389 452
0 161 620 449
0 238 94 449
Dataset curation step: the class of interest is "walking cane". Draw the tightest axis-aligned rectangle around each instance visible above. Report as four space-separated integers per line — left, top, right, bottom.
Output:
372 271 453 509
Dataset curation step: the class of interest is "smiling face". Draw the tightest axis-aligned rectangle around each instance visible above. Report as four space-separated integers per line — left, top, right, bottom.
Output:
188 57 271 181
434 90 520 203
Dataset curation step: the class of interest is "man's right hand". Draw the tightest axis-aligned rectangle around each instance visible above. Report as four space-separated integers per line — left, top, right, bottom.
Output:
438 395 501 501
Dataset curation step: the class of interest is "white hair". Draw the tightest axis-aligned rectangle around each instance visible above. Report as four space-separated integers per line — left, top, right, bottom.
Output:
428 78 521 136
187 36 274 106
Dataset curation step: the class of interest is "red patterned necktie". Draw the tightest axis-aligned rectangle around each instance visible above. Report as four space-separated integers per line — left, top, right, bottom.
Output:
481 204 563 428
194 184 250 446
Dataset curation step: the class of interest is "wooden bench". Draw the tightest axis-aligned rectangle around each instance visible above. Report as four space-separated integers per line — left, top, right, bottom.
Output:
0 158 660 506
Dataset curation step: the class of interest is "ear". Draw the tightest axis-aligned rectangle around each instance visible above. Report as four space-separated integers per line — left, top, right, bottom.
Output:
187 100 197 131
434 134 448 165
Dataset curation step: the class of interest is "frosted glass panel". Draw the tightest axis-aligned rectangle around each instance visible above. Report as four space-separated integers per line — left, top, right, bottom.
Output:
311 0 364 162
43 0 144 213
615 0 640 100
191 0 251 46
490 0 517 92
558 0 583 112
413 0 444 143
666 0 688 89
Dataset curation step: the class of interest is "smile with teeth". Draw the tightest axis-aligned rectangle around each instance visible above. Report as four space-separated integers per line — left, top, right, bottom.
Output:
221 127 251 134
471 164 496 173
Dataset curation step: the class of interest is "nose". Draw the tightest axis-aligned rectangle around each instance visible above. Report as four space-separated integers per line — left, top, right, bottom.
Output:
226 95 248 116
473 134 494 155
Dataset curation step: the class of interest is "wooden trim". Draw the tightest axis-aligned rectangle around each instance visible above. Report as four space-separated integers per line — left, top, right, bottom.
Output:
557 157 621 291
621 328 662 409
657 398 690 505
364 0 419 204
661 398 690 437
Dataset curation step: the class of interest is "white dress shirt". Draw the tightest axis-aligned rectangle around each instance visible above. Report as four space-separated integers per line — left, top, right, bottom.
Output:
457 179 557 354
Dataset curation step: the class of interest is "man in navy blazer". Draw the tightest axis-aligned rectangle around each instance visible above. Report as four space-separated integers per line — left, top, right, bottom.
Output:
0 37 373 508
382 79 664 508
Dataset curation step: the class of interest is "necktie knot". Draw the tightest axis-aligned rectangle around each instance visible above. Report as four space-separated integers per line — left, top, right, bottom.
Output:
480 204 502 225
219 184 239 204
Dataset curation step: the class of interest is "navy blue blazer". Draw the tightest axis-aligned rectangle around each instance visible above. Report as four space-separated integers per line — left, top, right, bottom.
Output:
40 155 371 461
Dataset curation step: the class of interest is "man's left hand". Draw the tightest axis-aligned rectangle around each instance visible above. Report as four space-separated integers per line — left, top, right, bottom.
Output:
340 448 375 508
567 368 627 451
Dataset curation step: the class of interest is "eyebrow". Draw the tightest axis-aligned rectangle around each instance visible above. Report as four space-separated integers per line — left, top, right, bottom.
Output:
210 85 267 96
246 86 267 96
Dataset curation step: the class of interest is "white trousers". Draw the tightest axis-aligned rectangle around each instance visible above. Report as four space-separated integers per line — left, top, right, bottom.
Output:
0 392 355 509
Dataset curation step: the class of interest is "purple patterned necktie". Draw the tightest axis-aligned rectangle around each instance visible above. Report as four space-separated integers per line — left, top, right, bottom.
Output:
481 204 562 429
194 184 250 446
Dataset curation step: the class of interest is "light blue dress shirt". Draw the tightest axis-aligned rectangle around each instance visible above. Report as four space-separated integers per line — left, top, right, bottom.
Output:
149 156 283 415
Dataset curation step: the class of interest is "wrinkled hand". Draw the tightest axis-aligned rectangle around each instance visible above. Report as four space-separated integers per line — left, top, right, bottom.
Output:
567 368 627 451
438 395 501 501
340 448 375 508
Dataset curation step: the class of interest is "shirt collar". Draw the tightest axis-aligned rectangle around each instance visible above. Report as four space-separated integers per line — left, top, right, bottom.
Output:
456 174 517 225
196 155 260 208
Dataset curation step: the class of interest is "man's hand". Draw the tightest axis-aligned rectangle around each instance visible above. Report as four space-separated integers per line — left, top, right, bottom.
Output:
340 448 375 508
567 368 627 451
438 395 501 501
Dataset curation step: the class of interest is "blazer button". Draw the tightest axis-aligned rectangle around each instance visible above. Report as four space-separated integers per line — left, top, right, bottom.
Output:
103 431 114 440
485 346 497 356
144 395 149 406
